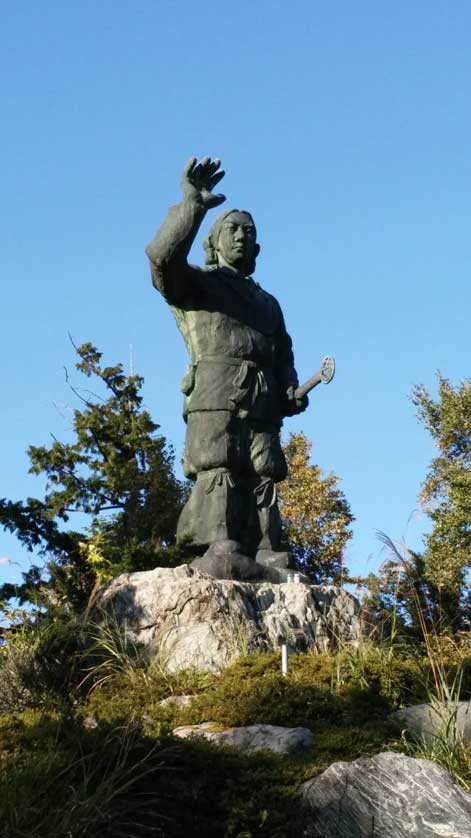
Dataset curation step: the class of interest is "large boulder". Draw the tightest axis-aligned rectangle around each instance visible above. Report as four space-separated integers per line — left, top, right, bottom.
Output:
173 722 313 754
91 564 359 672
301 751 471 837
392 701 471 745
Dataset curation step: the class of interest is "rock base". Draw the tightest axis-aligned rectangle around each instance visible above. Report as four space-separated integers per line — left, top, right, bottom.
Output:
92 564 360 672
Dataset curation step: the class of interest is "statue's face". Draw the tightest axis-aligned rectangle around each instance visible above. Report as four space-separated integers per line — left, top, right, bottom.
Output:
216 212 257 274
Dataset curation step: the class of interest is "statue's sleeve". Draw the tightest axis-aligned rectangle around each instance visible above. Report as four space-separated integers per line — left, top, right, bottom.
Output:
146 198 207 305
275 307 300 391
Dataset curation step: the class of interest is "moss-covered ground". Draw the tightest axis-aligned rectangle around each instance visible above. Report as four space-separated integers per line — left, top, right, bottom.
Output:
2 638 471 837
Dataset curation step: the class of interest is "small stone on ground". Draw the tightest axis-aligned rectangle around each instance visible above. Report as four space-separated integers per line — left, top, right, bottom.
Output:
159 694 195 709
173 722 313 754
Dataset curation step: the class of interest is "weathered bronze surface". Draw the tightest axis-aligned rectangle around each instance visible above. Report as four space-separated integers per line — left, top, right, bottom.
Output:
146 157 309 579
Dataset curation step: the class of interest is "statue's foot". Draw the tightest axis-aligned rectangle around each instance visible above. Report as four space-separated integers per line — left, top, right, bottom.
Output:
191 543 310 584
191 554 263 581
191 542 263 581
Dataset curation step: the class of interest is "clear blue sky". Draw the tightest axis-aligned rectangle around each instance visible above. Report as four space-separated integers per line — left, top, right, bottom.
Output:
2 1 470 587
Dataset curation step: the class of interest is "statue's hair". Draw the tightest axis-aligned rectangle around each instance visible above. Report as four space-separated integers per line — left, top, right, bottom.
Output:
203 209 258 275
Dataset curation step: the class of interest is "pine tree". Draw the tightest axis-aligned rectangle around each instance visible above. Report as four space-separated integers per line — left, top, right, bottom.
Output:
0 342 187 614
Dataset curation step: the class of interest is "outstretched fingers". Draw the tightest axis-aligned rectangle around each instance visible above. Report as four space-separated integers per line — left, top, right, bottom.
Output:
193 156 222 178
192 156 211 180
207 158 221 174
182 157 197 179
209 169 225 190
181 155 225 206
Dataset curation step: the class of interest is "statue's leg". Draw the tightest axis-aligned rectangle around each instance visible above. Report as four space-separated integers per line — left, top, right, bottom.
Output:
248 425 289 565
177 410 248 553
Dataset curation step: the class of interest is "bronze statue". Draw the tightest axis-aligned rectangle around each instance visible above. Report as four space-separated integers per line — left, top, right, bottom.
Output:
146 157 311 580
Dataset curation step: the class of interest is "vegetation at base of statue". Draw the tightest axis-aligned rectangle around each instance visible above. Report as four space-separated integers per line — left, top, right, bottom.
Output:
1 609 471 837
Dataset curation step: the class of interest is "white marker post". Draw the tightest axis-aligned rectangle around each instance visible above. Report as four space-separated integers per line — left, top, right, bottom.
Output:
281 643 288 677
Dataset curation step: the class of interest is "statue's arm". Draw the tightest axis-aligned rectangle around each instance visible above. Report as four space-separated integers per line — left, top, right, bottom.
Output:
146 157 225 305
146 199 206 304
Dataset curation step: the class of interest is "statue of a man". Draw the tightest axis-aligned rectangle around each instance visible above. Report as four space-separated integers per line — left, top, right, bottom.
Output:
146 157 308 578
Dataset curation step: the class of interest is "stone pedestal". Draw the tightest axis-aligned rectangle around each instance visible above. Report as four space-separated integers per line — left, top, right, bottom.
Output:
92 565 360 672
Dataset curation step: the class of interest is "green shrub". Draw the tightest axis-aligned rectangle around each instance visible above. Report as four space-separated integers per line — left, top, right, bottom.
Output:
0 619 79 713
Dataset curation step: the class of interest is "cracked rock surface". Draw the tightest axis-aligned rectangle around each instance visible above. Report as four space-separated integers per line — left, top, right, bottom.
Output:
301 751 471 837
173 722 313 754
92 565 359 672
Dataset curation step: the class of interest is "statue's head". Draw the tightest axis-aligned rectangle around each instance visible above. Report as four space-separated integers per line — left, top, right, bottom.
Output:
204 209 260 276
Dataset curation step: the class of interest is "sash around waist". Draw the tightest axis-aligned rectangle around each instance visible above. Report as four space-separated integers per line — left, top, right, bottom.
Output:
195 354 271 370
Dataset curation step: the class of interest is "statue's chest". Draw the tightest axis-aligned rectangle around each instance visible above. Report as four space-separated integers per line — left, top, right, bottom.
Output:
195 274 280 336
173 273 282 362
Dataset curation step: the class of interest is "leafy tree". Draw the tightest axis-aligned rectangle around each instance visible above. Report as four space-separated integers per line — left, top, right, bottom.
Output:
409 373 471 628
278 431 354 583
0 342 187 614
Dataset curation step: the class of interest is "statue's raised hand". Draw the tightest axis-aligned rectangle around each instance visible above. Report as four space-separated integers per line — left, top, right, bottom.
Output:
181 156 226 209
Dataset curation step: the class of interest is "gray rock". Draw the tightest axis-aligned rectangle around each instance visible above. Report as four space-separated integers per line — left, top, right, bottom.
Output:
173 722 313 754
82 715 98 730
92 565 360 672
301 751 471 837
392 701 471 745
159 694 195 709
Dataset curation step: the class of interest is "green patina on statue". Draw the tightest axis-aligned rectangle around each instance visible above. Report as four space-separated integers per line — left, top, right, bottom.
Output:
146 157 309 580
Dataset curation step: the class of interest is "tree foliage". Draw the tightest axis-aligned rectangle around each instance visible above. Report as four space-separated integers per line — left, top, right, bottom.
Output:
412 375 471 592
409 374 471 626
278 432 354 583
363 375 471 635
0 342 187 613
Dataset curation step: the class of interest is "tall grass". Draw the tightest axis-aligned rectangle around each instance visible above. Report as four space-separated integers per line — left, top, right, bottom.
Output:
77 608 144 694
0 715 175 838
359 532 471 788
